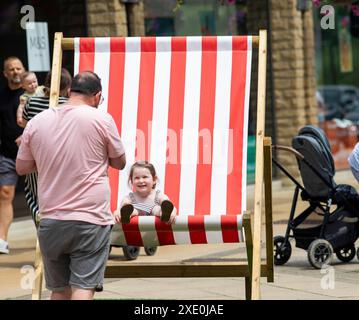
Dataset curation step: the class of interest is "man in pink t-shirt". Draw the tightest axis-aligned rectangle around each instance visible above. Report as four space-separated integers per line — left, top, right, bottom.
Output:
16 71 126 300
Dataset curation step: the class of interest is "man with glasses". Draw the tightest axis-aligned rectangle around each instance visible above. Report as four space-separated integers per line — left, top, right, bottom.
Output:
16 71 126 300
70 71 106 107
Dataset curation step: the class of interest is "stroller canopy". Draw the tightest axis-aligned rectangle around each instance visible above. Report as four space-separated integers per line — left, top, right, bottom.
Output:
292 125 336 199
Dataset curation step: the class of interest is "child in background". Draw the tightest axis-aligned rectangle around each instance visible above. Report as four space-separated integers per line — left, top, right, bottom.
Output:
16 71 45 127
115 161 177 225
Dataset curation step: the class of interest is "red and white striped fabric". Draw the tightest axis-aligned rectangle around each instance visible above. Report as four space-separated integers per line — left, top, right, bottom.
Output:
74 36 252 246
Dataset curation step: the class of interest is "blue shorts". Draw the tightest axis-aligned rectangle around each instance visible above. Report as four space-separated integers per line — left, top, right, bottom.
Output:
0 154 18 186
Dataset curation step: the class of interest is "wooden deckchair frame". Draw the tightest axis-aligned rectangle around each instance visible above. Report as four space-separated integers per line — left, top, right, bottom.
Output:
32 30 273 300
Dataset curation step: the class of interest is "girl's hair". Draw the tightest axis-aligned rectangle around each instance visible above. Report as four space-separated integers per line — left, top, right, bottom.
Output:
128 160 157 189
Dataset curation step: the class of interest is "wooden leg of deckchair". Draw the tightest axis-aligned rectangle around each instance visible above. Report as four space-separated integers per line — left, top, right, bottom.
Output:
243 213 253 300
251 29 267 300
31 238 44 300
264 137 274 282
49 32 63 109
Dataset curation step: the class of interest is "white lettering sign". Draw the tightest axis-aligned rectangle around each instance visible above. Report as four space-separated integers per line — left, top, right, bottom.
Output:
26 22 50 71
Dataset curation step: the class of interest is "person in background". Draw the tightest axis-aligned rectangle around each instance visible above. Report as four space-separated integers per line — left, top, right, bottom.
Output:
16 71 45 127
348 142 359 182
0 56 25 254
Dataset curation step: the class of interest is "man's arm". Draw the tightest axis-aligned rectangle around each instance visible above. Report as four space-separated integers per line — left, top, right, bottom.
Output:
109 153 126 170
16 120 35 175
19 97 30 128
106 115 126 170
19 119 28 128
16 159 37 175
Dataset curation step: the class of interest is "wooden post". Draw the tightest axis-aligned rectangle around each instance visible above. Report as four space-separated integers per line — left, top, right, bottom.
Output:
251 29 267 300
264 137 274 282
31 32 64 300
49 32 63 109
31 239 43 300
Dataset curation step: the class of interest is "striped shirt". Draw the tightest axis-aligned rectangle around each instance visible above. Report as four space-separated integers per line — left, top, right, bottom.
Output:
23 96 68 121
129 190 161 215
22 96 68 225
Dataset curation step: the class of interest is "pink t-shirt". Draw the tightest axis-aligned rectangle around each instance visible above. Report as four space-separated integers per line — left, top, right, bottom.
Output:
17 104 125 225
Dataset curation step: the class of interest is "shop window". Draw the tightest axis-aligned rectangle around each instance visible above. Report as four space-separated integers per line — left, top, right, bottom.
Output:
144 0 247 37
314 4 359 170
145 18 175 36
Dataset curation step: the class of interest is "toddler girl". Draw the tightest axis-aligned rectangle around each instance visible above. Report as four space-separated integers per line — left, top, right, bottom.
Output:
115 161 176 225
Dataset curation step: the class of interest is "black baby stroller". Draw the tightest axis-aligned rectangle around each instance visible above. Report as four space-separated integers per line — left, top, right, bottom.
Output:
272 125 359 269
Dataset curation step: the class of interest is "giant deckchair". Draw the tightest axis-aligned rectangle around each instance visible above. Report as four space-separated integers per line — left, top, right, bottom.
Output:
32 30 273 300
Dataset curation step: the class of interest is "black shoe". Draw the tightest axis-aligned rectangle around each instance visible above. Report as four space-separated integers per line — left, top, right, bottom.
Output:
95 284 103 292
121 204 134 224
161 200 174 222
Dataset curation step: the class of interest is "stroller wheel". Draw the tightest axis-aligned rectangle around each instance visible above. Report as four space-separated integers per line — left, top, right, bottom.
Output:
122 246 140 260
144 246 158 256
273 236 292 265
307 239 333 269
335 244 356 263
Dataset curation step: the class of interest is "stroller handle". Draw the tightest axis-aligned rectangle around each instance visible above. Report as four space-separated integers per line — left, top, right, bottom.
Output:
272 145 304 160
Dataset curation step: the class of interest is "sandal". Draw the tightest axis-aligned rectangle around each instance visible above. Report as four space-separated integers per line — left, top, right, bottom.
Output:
121 204 134 224
160 200 174 222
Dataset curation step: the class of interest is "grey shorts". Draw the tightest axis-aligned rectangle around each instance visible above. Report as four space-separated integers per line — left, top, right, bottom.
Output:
38 219 111 292
0 155 18 186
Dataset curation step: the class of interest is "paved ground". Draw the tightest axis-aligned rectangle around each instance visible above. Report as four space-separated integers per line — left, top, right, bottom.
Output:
1 170 359 300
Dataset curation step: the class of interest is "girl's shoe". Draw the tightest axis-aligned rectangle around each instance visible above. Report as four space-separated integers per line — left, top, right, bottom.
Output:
0 239 9 254
160 200 174 222
121 204 134 224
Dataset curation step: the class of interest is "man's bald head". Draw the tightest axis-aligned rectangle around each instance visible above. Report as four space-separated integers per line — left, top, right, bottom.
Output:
70 71 102 96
